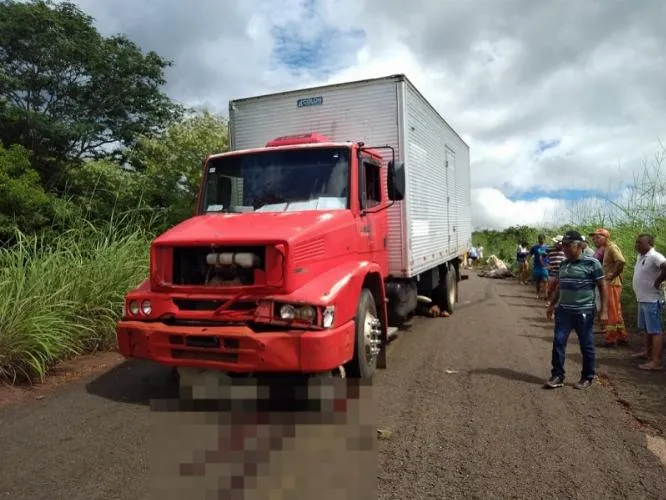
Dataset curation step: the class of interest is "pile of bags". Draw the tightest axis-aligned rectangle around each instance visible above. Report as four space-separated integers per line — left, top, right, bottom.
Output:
478 255 513 279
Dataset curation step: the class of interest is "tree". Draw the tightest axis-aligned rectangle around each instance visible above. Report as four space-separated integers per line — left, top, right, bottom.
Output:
128 110 229 228
0 0 181 187
62 158 145 226
0 144 55 241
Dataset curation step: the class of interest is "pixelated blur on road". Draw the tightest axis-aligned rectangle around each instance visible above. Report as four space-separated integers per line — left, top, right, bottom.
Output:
1 273 665 499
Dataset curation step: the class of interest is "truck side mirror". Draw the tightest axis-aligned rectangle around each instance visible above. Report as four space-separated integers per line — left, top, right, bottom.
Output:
387 160 405 201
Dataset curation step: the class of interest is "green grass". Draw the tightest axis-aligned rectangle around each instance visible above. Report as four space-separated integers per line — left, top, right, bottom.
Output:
0 221 150 383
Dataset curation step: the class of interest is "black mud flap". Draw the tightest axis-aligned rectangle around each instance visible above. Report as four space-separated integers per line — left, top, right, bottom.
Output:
377 347 387 369
377 327 388 369
460 274 470 281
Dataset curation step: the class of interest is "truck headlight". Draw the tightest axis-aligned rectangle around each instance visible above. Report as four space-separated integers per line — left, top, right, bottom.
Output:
279 304 296 320
278 304 317 323
129 300 140 316
141 300 152 316
296 305 316 322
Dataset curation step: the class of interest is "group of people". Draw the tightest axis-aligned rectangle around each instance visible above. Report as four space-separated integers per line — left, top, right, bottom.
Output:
515 228 666 390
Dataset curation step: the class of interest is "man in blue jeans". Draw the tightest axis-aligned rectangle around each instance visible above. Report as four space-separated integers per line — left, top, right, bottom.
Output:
544 230 608 390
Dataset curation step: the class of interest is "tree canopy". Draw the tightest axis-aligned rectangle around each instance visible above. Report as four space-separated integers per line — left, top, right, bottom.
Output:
0 0 229 243
0 0 182 188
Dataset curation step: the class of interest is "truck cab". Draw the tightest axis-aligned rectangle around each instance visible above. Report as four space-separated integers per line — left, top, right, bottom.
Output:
116 133 405 380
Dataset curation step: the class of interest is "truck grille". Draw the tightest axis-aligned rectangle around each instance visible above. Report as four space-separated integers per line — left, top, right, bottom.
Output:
172 245 266 286
172 299 256 311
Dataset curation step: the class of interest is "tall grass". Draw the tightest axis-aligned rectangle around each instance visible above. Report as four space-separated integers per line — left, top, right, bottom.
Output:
0 218 151 383
474 145 666 329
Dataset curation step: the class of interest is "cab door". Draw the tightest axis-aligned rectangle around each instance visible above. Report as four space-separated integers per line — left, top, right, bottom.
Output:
357 154 388 269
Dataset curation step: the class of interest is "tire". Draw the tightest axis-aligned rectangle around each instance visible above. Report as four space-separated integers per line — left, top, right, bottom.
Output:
344 288 380 379
443 265 457 314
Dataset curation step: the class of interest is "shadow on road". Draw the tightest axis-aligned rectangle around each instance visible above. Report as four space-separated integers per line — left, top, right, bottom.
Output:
498 293 532 299
507 302 546 309
524 316 550 324
520 333 552 343
85 359 177 405
468 367 545 386
527 323 553 330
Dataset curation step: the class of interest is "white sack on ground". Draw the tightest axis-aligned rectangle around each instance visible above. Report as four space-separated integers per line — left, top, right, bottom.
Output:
478 255 513 279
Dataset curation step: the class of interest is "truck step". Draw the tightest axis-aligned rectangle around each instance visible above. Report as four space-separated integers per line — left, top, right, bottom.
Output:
387 327 399 340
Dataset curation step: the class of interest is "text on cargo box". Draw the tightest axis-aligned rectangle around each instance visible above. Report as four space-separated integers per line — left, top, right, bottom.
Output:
297 96 323 108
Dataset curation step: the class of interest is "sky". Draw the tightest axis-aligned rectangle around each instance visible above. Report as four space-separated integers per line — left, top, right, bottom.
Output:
72 0 666 230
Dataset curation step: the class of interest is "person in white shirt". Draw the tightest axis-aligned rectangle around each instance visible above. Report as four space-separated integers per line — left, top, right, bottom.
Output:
516 241 530 285
581 236 595 257
468 246 479 267
632 233 666 370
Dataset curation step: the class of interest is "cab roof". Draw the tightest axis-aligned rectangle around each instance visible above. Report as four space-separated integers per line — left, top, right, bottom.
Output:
206 132 385 162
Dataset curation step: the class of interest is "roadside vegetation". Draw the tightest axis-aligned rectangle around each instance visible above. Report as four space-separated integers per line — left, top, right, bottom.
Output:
0 1 228 382
473 152 666 327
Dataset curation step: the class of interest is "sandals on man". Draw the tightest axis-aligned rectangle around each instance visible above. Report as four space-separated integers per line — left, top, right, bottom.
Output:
638 362 664 371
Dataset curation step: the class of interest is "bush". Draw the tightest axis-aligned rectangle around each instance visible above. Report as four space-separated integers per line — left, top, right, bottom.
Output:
0 221 150 382
0 144 58 242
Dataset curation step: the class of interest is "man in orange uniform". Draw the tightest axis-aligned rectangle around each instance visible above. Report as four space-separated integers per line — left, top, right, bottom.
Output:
590 228 628 346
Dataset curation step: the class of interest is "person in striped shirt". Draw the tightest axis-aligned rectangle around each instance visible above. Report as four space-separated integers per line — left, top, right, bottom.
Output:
545 230 608 390
546 236 566 301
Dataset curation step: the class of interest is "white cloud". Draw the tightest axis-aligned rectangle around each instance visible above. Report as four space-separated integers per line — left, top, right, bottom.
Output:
73 0 666 229
472 188 565 230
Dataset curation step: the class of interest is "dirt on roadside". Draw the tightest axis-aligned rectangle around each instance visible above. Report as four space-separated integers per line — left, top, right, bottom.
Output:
0 351 125 408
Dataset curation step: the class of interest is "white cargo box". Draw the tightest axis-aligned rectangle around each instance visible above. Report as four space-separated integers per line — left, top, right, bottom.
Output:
228 74 472 278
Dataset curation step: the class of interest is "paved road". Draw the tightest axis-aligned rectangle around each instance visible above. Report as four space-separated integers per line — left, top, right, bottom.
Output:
1 274 665 499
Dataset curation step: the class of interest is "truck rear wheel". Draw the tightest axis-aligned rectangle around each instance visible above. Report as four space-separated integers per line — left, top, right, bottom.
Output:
443 264 457 314
345 288 381 379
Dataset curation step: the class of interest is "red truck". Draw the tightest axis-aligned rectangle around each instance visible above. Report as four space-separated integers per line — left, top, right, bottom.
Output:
116 74 472 381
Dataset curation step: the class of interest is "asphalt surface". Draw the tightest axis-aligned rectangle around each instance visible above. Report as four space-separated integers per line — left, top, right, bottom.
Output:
1 273 666 499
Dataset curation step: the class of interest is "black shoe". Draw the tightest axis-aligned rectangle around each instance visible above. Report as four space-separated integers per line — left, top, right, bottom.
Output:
574 378 593 390
544 376 564 389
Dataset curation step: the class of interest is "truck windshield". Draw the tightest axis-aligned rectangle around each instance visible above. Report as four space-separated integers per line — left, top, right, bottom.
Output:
201 146 350 213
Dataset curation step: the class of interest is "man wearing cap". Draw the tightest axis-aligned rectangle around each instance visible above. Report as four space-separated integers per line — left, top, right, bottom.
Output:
590 228 628 346
546 236 566 303
545 230 608 390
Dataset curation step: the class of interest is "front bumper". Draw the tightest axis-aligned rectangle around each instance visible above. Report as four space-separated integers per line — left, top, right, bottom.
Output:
116 320 356 373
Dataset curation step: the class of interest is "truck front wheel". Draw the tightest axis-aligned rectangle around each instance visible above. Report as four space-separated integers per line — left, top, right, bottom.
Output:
345 288 381 379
